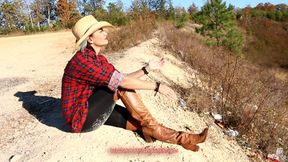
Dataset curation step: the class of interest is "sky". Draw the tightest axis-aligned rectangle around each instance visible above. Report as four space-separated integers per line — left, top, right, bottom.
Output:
105 0 288 10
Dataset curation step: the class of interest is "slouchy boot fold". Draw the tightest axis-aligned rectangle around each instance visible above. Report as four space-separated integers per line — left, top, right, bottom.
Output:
115 88 208 152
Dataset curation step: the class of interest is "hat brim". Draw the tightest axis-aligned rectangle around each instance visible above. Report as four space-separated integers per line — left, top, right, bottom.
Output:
75 21 114 50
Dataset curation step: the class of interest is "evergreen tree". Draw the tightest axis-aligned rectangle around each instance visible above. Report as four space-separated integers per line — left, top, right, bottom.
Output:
188 3 197 20
107 1 127 25
196 0 243 54
148 0 166 17
158 0 166 17
131 0 140 12
80 0 105 16
174 7 189 28
167 0 175 20
130 0 149 19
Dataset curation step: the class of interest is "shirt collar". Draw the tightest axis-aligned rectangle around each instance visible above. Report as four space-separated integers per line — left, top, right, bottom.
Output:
85 45 98 59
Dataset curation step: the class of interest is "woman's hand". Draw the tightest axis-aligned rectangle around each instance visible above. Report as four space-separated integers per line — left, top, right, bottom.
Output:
148 58 165 71
158 84 178 100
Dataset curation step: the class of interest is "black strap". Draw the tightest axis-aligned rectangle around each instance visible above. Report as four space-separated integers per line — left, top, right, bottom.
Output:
141 66 149 75
154 82 160 96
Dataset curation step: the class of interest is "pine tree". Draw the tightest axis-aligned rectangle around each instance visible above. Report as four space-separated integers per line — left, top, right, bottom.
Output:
167 0 175 20
158 0 166 17
148 0 166 17
107 1 127 25
188 3 197 20
196 0 243 54
130 0 149 19
174 7 189 28
80 0 105 16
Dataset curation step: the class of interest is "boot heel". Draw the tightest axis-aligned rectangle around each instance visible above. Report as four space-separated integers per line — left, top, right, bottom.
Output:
143 133 153 143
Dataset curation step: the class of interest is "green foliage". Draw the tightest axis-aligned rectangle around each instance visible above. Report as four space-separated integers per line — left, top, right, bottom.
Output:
223 28 244 55
167 0 175 20
82 0 105 15
195 0 244 54
23 24 48 33
23 25 36 33
175 12 189 28
2 0 286 38
173 7 189 28
0 27 16 35
52 20 62 31
253 10 288 21
275 11 283 21
242 3 288 22
40 25 48 32
131 0 149 13
188 3 198 20
93 8 108 21
107 2 128 26
130 0 168 20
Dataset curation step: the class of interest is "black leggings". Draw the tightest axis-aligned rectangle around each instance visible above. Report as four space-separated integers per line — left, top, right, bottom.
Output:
81 87 130 132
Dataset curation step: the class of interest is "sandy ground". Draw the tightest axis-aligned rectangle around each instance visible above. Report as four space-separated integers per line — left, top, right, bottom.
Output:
0 31 251 162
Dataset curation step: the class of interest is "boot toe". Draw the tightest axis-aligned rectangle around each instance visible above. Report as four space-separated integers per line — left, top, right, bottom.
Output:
183 144 199 152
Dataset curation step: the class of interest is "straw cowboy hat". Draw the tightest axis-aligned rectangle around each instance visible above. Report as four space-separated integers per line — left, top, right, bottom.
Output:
72 15 114 51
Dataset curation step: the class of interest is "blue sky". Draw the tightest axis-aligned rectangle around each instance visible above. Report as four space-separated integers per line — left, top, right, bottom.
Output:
105 0 288 10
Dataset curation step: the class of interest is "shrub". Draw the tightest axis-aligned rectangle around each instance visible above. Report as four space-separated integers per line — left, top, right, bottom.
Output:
195 0 244 55
0 27 15 35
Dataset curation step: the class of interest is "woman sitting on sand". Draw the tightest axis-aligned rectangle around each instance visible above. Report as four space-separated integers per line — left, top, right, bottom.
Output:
61 15 208 151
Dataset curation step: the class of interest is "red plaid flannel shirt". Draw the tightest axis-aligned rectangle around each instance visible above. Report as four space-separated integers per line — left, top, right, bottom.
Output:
61 46 124 133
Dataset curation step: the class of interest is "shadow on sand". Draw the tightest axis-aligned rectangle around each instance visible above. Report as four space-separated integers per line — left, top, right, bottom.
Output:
14 91 70 132
14 91 146 140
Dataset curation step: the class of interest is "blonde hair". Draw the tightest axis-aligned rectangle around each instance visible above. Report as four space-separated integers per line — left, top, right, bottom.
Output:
79 39 88 52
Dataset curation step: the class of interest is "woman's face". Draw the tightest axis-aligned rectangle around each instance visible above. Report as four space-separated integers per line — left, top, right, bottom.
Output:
88 28 108 47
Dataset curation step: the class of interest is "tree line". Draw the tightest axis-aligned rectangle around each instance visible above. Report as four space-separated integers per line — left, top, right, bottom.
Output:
0 0 287 55
1 0 287 33
0 0 193 33
238 3 288 22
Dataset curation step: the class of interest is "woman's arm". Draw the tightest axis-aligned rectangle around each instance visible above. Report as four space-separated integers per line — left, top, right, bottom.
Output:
119 76 177 100
126 58 165 79
126 66 150 78
118 58 177 99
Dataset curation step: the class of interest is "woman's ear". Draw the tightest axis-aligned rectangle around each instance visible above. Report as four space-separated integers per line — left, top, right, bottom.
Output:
87 36 93 44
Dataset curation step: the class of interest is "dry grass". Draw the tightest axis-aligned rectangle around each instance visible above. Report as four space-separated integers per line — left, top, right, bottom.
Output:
158 21 288 157
239 17 288 69
105 14 157 53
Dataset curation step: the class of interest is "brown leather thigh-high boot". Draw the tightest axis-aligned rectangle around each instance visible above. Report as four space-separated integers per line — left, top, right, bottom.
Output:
115 88 208 152
113 91 142 132
125 115 141 131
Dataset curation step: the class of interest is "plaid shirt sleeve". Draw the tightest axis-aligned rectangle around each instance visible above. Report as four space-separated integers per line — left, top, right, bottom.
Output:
108 70 124 91
69 51 124 91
